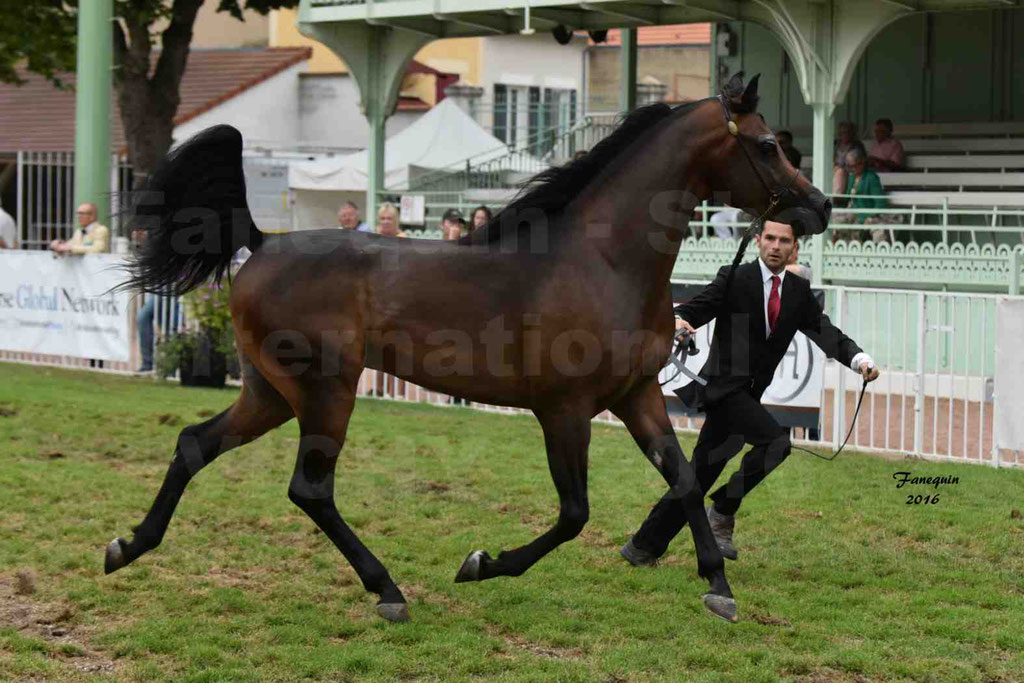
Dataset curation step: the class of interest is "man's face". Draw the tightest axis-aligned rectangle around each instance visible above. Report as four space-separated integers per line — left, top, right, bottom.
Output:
847 154 866 177
873 123 891 143
76 204 96 228
777 133 792 149
756 221 796 272
338 206 358 229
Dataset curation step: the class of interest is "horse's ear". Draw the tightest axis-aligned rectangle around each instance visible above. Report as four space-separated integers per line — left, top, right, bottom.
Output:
741 74 761 112
722 71 745 99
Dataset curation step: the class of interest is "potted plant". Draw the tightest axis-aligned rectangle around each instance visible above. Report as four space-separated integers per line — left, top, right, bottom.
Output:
155 281 236 388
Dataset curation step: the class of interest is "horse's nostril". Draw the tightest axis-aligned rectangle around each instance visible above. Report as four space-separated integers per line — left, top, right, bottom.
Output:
822 198 832 222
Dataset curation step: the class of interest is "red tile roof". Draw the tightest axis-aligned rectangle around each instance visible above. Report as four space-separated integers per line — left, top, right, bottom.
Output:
0 47 311 152
596 24 711 46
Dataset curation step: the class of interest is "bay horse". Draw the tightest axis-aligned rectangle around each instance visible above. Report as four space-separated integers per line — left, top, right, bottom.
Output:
109 73 830 623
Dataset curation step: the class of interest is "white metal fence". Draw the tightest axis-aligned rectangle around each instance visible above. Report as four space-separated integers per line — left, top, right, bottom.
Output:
15 151 133 250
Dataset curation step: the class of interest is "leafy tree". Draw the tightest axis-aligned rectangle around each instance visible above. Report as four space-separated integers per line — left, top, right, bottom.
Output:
0 1 300 182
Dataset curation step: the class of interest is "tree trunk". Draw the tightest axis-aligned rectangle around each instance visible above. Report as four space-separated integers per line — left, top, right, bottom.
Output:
113 0 204 187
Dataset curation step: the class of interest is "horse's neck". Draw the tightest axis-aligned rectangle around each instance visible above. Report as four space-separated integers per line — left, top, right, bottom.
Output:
567 144 704 287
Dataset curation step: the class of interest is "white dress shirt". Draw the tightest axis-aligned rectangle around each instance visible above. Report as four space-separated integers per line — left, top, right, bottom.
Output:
757 258 872 372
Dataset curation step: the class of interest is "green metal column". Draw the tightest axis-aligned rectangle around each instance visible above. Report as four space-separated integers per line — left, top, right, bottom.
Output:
810 103 833 286
73 0 112 224
620 27 637 112
366 109 386 231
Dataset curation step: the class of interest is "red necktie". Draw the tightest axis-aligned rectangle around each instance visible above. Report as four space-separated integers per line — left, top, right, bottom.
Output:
767 275 781 335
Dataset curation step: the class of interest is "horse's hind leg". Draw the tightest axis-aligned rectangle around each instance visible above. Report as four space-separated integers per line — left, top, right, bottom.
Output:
455 407 591 582
610 377 737 623
287 385 408 622
104 364 293 573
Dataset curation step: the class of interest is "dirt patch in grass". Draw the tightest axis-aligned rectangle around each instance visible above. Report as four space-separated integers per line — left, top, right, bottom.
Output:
790 668 874 683
0 572 120 676
414 481 452 494
0 405 19 417
749 611 792 627
782 509 824 520
499 632 584 660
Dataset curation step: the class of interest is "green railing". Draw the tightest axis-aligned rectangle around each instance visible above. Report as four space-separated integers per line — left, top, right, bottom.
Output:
404 196 1024 293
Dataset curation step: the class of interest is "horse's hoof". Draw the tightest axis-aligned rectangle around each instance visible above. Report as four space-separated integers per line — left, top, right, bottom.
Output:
454 550 489 583
104 538 128 575
376 602 410 623
702 594 738 623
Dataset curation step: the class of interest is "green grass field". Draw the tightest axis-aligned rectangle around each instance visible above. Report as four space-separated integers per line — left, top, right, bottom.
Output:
1 362 1023 682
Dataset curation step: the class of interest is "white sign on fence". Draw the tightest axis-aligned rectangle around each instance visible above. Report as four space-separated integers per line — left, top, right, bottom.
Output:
660 319 825 415
995 297 1024 452
400 195 426 226
0 252 132 361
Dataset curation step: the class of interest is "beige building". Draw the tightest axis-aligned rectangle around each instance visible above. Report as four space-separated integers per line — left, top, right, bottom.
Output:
586 26 711 112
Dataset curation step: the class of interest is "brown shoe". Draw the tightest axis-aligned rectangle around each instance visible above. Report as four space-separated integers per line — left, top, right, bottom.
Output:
707 506 738 560
620 536 659 567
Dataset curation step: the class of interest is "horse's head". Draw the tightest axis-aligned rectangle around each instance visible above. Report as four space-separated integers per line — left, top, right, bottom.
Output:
702 72 830 237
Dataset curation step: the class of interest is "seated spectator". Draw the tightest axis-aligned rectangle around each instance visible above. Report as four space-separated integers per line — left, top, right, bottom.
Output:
375 202 407 238
777 130 802 170
867 118 905 171
471 205 492 230
0 204 15 249
440 208 463 240
833 147 889 243
338 201 372 232
832 121 866 197
50 202 109 255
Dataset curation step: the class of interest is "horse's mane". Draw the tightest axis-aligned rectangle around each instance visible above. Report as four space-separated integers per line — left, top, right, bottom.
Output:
463 99 706 245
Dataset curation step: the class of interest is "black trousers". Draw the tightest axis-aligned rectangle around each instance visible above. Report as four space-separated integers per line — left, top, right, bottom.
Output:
632 389 791 558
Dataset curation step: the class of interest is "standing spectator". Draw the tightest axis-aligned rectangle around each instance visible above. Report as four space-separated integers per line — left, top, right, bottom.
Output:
832 121 866 197
784 239 812 281
777 130 802 171
0 203 15 249
867 118 906 171
440 208 463 240
49 202 109 255
708 208 754 240
375 202 407 238
471 205 492 231
338 201 372 232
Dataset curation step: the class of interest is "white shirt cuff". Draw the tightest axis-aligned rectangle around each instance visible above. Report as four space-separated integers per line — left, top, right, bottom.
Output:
850 352 872 372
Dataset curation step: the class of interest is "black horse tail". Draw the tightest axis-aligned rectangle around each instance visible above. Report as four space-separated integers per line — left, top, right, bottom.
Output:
123 125 263 295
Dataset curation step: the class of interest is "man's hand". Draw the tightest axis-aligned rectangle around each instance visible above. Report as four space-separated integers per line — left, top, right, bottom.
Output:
859 361 880 382
675 318 696 337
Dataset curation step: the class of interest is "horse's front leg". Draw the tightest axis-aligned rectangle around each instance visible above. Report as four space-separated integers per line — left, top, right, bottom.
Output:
455 406 590 582
611 377 737 622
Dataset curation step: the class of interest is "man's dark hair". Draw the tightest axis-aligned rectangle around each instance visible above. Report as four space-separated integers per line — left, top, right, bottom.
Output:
777 130 793 144
755 221 796 238
875 118 894 131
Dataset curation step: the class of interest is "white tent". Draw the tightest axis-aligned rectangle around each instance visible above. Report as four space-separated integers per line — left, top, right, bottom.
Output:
288 98 520 192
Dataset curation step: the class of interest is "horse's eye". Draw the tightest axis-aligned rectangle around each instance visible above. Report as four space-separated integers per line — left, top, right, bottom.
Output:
760 141 777 156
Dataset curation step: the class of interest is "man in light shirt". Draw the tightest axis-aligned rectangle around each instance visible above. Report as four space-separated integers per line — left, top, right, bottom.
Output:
867 118 905 172
49 202 109 255
337 201 372 232
621 220 879 567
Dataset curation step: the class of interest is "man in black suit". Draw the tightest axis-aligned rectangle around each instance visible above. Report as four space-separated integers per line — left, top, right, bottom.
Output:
622 221 880 566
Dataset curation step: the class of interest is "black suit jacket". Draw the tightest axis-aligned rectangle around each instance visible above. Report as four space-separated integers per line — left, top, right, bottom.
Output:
675 260 862 410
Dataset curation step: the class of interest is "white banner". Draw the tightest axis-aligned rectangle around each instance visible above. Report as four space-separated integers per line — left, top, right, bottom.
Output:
660 318 825 412
0 252 132 362
995 297 1024 452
